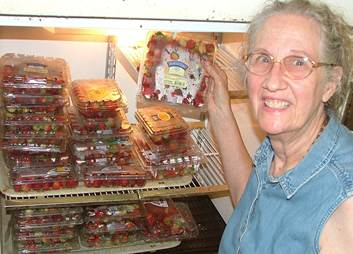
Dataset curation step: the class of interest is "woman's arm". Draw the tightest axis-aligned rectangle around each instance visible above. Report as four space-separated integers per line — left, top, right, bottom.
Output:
203 60 253 204
320 196 353 253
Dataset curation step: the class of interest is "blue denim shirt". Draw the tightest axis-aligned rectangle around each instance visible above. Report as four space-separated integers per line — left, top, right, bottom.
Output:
219 114 353 254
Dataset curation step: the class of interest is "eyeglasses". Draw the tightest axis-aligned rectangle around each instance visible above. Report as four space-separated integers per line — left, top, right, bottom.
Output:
244 52 337 80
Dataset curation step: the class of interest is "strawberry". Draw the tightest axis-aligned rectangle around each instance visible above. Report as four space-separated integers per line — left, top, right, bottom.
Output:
146 213 156 226
65 180 78 188
52 181 62 190
186 39 196 49
205 43 215 53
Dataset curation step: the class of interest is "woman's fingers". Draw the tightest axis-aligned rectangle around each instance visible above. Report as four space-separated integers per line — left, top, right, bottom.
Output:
203 60 228 87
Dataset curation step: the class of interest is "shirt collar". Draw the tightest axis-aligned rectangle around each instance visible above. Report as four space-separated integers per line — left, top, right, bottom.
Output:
255 112 340 199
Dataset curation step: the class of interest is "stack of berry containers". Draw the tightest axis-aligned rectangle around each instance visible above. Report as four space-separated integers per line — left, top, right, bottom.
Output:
138 31 215 109
11 207 83 253
80 203 149 248
0 53 78 192
69 79 152 188
133 105 203 180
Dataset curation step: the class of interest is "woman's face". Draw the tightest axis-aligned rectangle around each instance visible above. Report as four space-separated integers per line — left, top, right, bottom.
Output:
247 14 334 136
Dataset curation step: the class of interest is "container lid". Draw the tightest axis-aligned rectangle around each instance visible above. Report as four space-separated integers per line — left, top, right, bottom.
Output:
82 217 146 235
71 79 127 111
135 105 189 137
85 203 143 222
79 164 152 180
0 53 70 89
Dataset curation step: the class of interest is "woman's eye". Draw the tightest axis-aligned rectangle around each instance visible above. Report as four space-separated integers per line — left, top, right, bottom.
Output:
291 57 307 67
256 54 271 64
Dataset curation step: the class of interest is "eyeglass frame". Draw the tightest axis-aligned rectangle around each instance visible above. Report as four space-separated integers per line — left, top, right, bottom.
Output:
243 52 337 80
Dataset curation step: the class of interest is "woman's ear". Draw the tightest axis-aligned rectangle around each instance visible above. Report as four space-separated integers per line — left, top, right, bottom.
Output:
322 66 343 103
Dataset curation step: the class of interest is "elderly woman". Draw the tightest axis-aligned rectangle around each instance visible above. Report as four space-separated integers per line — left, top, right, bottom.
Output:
203 0 353 253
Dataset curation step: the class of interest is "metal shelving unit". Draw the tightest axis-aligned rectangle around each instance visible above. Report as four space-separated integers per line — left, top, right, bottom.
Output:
0 7 242 253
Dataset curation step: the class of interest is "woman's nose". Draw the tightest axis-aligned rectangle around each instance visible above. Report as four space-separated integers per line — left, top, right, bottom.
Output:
262 61 288 91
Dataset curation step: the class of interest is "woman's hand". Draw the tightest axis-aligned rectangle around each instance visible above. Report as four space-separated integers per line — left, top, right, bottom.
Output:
202 60 231 115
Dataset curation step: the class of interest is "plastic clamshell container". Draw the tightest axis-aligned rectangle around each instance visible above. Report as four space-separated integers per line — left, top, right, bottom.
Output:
80 230 146 248
1 109 67 124
10 166 78 192
132 125 194 159
79 163 151 188
13 207 83 228
1 121 67 138
68 107 131 138
4 103 66 115
0 53 70 96
0 136 67 153
85 203 143 223
15 232 75 245
15 225 76 241
134 147 202 179
142 199 198 241
2 93 68 106
73 149 133 166
15 236 79 254
72 136 132 154
3 150 71 170
135 105 189 144
71 79 127 118
138 31 215 108
82 217 147 235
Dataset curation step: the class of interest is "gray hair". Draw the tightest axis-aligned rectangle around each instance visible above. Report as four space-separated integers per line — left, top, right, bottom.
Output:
240 0 353 116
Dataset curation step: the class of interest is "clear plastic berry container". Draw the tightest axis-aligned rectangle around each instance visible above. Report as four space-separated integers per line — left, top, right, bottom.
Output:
85 203 143 223
14 236 79 254
2 110 67 124
0 136 67 153
142 199 198 241
2 93 68 106
80 230 146 248
3 150 71 170
68 107 131 139
138 31 215 108
79 163 151 188
13 207 83 228
82 217 147 235
1 121 67 138
135 105 189 144
15 225 76 241
4 104 66 115
10 166 79 192
72 136 132 155
132 125 195 161
71 79 127 118
73 149 133 166
134 147 202 179
0 53 70 96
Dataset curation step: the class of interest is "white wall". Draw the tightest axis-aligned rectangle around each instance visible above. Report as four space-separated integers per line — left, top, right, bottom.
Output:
0 40 107 80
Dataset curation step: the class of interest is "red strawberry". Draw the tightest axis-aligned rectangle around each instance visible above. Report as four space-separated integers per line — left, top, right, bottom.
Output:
205 43 215 53
186 39 196 49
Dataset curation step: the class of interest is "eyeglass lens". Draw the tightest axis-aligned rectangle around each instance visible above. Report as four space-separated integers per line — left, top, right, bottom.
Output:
246 53 313 79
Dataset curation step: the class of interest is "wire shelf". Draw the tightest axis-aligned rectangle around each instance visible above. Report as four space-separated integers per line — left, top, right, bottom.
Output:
1 128 228 208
